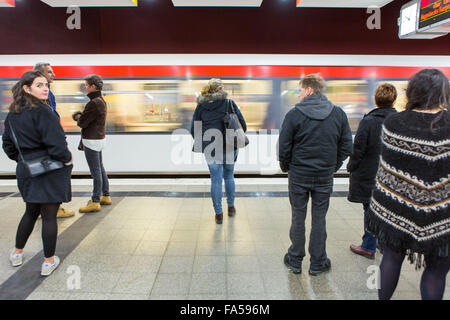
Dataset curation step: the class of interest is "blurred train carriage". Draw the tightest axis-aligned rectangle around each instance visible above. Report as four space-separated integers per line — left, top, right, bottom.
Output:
0 55 447 175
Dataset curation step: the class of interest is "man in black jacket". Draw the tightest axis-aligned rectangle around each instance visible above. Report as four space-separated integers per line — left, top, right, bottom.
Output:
278 74 352 276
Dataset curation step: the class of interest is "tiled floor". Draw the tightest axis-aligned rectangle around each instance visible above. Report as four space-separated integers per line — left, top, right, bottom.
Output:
0 180 448 300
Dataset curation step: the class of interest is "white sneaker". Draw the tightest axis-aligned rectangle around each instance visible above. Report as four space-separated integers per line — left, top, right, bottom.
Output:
9 250 23 267
41 256 60 276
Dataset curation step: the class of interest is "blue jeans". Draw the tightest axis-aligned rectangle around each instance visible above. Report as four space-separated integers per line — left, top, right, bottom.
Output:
287 173 333 269
361 202 377 253
84 146 110 203
206 153 236 214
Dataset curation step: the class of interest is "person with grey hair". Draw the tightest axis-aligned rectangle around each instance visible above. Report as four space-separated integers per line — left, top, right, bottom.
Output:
73 75 111 213
33 62 75 219
34 63 58 117
278 73 352 276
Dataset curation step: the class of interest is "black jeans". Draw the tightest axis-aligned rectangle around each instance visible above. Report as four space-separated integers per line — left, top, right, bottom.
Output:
84 146 109 203
287 172 333 269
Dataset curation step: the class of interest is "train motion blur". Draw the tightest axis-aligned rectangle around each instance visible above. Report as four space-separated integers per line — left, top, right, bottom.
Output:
0 54 448 175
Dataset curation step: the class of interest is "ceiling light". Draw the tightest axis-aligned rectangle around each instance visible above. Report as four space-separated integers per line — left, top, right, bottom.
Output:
172 0 263 7
40 0 138 7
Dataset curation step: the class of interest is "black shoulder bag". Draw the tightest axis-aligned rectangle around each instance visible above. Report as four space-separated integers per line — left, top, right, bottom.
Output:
8 123 65 178
223 99 249 149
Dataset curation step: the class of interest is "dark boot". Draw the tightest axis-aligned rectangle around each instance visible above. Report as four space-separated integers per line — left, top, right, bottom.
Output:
228 206 236 217
215 214 223 224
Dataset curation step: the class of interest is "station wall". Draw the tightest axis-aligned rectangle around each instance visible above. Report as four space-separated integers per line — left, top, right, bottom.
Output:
0 0 448 55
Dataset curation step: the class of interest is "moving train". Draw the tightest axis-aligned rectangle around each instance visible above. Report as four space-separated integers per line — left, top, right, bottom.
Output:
0 54 449 176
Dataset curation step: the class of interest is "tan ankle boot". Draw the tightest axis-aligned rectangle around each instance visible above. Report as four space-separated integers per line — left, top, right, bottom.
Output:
79 200 101 213
100 196 112 205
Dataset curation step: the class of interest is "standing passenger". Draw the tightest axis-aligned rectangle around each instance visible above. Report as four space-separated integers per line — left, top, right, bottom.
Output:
278 74 352 275
191 78 247 224
348 83 397 259
34 62 75 219
3 71 73 276
73 75 111 213
367 69 449 300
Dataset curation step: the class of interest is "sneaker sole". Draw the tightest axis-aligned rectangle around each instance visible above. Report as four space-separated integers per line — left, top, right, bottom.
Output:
308 267 331 276
11 261 22 267
285 264 302 274
41 264 59 276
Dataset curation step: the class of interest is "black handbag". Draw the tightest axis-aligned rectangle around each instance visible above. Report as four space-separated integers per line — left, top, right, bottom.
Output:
9 123 65 178
223 99 249 149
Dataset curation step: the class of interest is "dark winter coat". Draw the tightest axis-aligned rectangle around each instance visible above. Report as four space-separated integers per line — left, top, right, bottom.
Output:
347 107 397 203
2 103 72 203
278 93 353 178
190 91 247 162
77 91 107 139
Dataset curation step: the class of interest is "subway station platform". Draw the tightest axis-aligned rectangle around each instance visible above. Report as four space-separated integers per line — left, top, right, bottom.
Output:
0 179 448 301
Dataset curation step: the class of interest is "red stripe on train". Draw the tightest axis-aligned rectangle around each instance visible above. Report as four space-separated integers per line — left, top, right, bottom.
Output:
0 66 449 78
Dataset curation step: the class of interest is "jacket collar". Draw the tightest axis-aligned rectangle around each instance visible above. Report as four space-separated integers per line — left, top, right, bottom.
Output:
366 107 397 117
87 91 102 100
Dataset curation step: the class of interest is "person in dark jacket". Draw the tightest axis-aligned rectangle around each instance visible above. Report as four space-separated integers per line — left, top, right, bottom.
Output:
73 74 111 213
2 71 73 277
191 78 247 224
348 83 397 259
34 62 75 218
278 74 352 275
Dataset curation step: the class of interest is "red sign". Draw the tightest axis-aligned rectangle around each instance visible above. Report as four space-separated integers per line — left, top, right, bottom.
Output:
0 0 15 6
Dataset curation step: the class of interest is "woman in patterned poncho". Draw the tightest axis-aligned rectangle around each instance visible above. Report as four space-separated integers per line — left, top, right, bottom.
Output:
367 69 449 300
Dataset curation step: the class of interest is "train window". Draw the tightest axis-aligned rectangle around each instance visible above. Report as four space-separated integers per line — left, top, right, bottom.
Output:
280 80 370 132
31 79 272 133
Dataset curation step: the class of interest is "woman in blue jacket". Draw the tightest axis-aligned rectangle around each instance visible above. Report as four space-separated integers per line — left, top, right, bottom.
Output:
191 79 247 224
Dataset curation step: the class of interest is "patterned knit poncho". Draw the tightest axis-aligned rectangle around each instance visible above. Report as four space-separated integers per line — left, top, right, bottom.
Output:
367 110 449 269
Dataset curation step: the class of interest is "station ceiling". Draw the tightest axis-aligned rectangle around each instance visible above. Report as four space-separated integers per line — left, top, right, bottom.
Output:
1 0 396 8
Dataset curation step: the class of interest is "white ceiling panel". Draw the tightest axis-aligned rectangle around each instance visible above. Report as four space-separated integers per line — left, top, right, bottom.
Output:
172 0 263 7
40 0 138 7
296 0 394 8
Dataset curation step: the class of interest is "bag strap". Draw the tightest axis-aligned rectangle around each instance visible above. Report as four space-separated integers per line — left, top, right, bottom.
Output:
227 99 236 114
7 122 26 163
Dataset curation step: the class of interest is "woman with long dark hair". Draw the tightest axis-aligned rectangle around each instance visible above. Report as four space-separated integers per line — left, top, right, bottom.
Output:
367 69 449 300
191 78 247 224
2 71 73 276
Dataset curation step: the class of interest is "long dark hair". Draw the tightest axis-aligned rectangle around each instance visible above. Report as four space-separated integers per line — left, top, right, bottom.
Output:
406 68 449 133
9 70 48 113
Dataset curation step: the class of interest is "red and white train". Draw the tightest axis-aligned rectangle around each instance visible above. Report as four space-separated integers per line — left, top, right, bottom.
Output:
0 54 448 175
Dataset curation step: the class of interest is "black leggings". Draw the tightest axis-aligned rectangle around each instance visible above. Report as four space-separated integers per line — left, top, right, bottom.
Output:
15 203 60 258
379 245 450 300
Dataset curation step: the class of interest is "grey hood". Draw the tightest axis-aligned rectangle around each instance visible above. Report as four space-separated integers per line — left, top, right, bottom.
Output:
197 91 228 106
295 93 335 120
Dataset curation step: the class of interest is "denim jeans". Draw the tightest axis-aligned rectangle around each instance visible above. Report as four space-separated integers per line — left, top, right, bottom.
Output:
206 151 237 214
84 146 109 203
361 202 377 253
287 172 333 269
